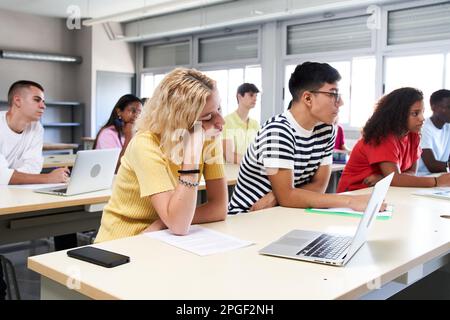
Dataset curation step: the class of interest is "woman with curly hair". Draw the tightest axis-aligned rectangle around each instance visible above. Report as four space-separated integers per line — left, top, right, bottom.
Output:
337 87 450 192
95 68 227 242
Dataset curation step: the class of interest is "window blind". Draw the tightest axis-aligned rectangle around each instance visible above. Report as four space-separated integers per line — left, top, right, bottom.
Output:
388 2 450 45
287 15 371 55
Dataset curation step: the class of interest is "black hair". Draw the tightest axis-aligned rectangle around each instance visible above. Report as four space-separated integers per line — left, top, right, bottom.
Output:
287 100 293 110
237 83 259 96
93 94 142 149
363 87 423 145
236 83 259 103
430 89 450 107
288 62 341 102
8 80 44 105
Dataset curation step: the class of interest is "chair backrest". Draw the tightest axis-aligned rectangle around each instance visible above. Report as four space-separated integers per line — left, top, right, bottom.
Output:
0 255 21 300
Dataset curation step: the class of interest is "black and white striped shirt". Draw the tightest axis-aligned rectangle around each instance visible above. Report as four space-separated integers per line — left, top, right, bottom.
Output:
228 111 336 214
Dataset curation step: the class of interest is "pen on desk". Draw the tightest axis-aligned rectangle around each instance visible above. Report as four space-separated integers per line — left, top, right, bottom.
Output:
440 215 450 219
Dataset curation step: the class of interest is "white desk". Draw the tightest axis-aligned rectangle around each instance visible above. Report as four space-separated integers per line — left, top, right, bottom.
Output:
43 154 76 169
0 187 110 246
43 143 79 155
28 187 450 300
0 165 241 245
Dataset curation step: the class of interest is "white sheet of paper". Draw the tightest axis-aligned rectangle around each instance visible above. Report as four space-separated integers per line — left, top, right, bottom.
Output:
144 225 254 256
8 183 67 190
413 187 450 199
310 205 393 217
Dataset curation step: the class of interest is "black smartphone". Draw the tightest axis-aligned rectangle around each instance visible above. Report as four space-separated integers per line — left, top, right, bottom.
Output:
67 246 130 268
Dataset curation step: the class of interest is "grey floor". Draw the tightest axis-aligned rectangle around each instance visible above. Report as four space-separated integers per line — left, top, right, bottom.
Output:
1 240 52 300
0 233 94 300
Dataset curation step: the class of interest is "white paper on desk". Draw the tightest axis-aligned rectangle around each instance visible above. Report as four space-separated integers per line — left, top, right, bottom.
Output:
309 205 393 217
144 225 254 256
413 187 450 199
8 183 66 190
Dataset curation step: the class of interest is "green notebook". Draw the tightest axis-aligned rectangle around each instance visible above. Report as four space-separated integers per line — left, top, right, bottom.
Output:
305 205 393 220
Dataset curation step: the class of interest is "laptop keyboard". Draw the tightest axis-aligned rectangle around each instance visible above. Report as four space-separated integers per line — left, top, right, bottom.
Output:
297 234 352 260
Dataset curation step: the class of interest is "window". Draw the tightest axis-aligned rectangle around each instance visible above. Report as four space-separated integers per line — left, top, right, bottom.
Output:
284 56 375 128
388 3 450 46
385 54 445 117
202 65 262 122
141 66 262 122
446 53 450 88
143 41 190 69
348 56 376 127
199 31 258 64
287 15 372 55
141 72 167 99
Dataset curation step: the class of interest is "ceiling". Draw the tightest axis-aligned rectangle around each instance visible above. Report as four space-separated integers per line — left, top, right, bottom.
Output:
0 0 195 19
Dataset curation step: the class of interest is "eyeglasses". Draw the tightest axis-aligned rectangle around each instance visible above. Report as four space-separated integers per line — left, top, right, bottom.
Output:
309 90 342 103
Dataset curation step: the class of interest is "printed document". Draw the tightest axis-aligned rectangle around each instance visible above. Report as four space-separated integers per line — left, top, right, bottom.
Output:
144 225 254 256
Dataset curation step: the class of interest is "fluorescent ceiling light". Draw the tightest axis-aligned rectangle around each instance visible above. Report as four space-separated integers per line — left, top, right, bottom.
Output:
0 50 82 64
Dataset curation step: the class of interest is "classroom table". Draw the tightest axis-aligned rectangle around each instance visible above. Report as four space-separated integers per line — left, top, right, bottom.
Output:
81 137 95 150
0 186 110 246
43 154 77 169
43 143 79 154
0 164 240 246
27 186 450 300
0 163 342 246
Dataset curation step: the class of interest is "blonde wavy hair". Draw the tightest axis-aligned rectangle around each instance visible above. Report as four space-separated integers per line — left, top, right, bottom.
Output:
135 68 215 162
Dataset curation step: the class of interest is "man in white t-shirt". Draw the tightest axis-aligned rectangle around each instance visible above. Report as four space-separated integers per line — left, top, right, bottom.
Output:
418 89 450 175
0 80 71 299
0 80 69 185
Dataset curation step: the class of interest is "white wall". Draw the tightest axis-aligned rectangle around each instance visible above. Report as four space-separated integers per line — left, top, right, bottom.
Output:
0 9 79 101
88 24 136 136
92 24 135 73
0 9 138 138
73 25 93 140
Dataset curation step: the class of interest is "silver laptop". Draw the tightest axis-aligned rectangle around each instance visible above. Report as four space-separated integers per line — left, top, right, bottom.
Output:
259 172 394 267
35 148 120 196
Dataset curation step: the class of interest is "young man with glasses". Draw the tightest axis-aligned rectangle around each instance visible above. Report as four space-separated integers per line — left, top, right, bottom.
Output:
228 61 372 214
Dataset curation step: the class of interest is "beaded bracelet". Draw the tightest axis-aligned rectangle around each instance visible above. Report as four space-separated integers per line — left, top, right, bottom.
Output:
178 176 199 188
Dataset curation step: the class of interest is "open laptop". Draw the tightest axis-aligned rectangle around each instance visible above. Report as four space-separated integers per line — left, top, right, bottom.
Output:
259 172 394 267
35 148 120 196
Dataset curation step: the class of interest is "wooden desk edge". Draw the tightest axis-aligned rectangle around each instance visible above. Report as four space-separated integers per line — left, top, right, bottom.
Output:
0 196 110 215
27 258 118 300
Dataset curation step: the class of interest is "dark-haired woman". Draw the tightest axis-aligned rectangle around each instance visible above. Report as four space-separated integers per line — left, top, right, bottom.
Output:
337 87 450 192
94 94 142 171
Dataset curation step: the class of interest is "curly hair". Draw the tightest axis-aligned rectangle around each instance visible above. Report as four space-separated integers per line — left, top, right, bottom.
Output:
135 68 215 162
363 87 423 145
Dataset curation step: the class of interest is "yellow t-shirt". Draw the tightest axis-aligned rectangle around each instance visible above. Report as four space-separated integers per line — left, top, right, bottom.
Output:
222 111 260 157
95 131 225 243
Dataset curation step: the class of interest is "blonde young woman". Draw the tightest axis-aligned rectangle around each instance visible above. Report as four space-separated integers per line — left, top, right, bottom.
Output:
95 68 227 242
